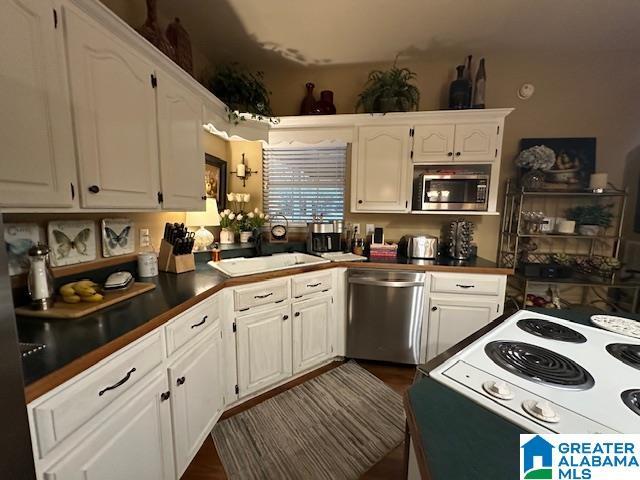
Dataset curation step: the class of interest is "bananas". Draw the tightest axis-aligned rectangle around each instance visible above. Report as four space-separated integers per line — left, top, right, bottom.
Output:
60 279 104 304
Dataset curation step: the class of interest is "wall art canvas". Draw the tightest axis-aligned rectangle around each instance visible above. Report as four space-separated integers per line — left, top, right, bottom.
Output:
205 153 227 209
520 137 596 190
4 223 40 276
101 218 134 257
47 220 96 267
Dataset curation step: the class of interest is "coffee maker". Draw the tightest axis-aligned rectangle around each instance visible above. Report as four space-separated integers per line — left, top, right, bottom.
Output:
307 221 342 254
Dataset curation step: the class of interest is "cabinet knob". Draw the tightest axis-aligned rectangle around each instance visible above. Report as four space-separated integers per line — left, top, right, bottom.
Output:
283 315 289 320
455 152 461 157
201 195 207 200
88 185 100 194
358 200 363 204
447 152 453 157
294 312 300 317
177 376 186 386
431 306 438 311
160 391 171 401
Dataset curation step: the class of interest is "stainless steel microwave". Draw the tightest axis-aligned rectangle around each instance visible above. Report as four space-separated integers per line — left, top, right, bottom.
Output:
416 173 489 211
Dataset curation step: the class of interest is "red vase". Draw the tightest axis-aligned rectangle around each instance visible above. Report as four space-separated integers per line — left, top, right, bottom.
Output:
311 90 336 115
299 82 316 115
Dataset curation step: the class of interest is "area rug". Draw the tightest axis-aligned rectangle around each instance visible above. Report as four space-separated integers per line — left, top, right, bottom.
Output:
211 361 406 479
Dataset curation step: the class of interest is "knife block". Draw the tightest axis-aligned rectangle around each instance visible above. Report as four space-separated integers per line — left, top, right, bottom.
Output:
158 239 195 274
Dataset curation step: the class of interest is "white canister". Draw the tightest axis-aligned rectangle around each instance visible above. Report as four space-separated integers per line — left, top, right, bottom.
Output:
138 252 159 277
540 217 555 233
240 231 252 243
557 220 576 234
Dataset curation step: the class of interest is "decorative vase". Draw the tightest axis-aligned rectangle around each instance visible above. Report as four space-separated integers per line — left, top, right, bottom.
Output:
239 231 252 243
166 17 193 75
311 90 336 115
449 65 471 109
299 82 316 115
219 228 234 244
522 169 546 190
137 0 175 60
472 58 486 109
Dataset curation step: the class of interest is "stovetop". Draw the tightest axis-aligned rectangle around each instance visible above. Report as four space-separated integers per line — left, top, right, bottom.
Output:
430 310 640 433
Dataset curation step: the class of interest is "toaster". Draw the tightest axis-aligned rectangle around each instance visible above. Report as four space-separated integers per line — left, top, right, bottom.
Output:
398 235 439 259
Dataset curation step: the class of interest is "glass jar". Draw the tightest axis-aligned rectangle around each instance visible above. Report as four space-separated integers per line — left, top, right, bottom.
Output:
27 244 54 310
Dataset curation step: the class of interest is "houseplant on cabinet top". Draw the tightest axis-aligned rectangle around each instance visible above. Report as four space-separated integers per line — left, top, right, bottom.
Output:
355 61 420 113
207 63 278 124
565 203 614 235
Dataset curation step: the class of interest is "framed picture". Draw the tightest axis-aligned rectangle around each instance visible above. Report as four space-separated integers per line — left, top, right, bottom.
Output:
4 223 40 276
47 220 97 267
205 153 227 209
101 218 134 257
520 137 596 190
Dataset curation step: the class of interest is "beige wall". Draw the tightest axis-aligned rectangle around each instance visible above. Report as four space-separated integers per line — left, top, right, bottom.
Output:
256 51 640 260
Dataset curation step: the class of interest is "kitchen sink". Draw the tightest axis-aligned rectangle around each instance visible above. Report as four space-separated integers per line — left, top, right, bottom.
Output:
208 252 329 277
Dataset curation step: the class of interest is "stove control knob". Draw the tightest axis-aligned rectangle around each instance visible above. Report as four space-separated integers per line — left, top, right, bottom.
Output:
482 380 514 400
522 399 560 423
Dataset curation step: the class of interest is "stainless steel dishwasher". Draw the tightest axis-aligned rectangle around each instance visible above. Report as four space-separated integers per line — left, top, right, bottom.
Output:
347 268 426 364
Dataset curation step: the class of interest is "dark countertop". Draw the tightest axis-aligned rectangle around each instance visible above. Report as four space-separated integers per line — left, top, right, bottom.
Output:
361 255 512 275
405 308 640 479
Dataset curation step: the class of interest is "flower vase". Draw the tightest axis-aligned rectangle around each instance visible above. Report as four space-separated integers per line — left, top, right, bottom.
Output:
239 231 252 243
219 228 234 244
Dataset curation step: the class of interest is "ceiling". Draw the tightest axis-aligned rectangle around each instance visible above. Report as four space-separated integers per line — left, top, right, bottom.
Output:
155 0 640 67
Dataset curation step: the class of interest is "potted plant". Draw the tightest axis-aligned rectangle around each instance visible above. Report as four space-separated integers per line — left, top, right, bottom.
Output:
218 209 236 244
247 208 269 242
355 61 420 113
565 203 614 235
515 145 556 190
207 63 278 125
237 214 253 243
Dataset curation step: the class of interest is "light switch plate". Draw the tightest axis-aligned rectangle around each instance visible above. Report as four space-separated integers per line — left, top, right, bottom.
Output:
352 223 361 235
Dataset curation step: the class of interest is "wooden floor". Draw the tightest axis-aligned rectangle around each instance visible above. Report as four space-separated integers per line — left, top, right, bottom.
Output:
182 360 416 480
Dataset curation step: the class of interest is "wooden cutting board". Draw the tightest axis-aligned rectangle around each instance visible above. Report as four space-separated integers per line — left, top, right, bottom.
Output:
15 282 156 319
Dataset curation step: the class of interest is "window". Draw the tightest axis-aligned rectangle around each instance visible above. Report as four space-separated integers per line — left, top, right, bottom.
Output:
263 143 347 225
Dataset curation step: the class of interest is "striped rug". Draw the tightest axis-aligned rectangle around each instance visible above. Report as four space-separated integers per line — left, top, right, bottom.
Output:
211 361 406 479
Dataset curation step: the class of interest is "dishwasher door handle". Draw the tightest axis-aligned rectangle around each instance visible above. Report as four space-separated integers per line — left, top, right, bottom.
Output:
348 278 424 288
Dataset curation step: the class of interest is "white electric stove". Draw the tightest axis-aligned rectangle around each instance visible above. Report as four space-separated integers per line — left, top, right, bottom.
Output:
429 310 640 433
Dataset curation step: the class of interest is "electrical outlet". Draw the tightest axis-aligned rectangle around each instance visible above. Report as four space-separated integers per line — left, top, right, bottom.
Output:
366 224 375 235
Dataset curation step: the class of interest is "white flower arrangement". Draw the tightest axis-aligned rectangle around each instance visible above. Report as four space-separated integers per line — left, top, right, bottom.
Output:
516 145 556 171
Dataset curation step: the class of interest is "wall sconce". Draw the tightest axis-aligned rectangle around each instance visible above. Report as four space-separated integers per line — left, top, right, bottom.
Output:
231 153 257 187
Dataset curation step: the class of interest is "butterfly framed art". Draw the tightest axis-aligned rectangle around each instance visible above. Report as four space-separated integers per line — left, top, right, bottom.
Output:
101 218 134 257
4 223 41 276
47 220 97 267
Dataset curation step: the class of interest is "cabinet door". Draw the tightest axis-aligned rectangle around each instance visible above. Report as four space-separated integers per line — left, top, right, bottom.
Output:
427 297 498 360
64 6 160 209
156 72 205 211
236 305 292 397
353 125 411 212
412 124 455 163
0 0 76 208
452 123 498 162
42 372 174 480
292 296 332 374
169 327 224 477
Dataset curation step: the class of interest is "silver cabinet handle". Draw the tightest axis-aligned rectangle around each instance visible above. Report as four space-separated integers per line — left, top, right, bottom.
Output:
348 278 424 288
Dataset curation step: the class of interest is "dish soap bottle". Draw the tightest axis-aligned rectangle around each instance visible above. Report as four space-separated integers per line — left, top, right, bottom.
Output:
137 228 158 277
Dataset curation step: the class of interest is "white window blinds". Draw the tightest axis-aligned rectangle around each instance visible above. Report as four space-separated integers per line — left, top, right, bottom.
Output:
263 143 347 225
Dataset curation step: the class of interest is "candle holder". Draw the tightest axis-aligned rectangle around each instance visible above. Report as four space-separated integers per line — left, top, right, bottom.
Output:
231 153 257 187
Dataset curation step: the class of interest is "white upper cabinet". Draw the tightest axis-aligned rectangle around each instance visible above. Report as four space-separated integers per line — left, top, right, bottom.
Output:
64 5 160 209
353 125 411 212
412 124 455 163
0 0 77 208
452 123 499 162
156 71 205 211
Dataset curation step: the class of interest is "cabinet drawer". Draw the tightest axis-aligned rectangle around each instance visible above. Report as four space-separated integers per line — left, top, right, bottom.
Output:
292 271 333 299
32 330 163 458
166 295 220 356
233 279 289 311
430 273 502 296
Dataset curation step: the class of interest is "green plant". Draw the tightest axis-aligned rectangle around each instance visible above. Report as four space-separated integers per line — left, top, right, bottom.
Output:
207 63 278 124
565 203 614 227
355 60 420 113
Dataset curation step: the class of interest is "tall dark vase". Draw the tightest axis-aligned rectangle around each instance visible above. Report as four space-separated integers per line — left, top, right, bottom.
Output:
299 82 316 115
448 65 471 109
137 0 175 60
473 58 486 109
166 17 193 75
311 90 337 115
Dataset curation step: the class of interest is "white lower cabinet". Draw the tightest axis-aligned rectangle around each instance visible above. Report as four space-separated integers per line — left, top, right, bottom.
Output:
236 305 292 397
168 327 224 477
292 296 333 374
41 371 174 480
426 296 500 360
